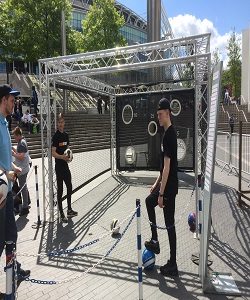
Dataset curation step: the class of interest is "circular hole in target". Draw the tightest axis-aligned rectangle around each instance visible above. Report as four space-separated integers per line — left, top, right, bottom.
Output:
125 146 136 164
148 121 158 136
177 138 187 161
122 104 133 125
170 99 182 117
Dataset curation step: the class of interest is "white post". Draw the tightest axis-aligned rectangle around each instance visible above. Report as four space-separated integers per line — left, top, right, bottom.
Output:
136 199 143 300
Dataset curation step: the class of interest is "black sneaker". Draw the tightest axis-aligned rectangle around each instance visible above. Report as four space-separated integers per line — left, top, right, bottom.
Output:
67 209 78 217
144 240 160 254
17 268 30 281
19 208 29 216
160 260 178 276
60 214 68 223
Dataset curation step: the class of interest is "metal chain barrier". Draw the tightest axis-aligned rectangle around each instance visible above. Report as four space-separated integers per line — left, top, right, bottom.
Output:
25 209 137 285
142 186 195 230
18 207 138 258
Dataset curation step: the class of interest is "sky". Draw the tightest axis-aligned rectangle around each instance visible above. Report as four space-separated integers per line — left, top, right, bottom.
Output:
118 0 250 65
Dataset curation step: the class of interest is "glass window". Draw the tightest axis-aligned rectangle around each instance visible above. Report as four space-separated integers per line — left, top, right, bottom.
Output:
0 62 6 73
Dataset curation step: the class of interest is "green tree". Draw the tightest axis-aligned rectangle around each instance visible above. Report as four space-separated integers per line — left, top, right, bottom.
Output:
82 0 126 52
221 69 230 101
212 48 220 67
227 31 241 97
0 0 81 62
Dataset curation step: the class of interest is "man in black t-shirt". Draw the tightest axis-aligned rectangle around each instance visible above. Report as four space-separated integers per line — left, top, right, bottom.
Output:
52 114 78 223
145 98 178 276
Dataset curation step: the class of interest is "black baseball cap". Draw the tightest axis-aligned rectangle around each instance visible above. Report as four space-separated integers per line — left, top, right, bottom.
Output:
0 84 20 99
157 98 171 111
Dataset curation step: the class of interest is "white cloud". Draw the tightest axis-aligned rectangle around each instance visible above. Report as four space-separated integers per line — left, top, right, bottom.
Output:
169 14 241 68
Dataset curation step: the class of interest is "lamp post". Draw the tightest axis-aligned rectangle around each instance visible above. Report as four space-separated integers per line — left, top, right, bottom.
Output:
61 10 67 113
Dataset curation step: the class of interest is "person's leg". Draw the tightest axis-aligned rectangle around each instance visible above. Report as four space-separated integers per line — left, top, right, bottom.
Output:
145 186 160 241
64 166 78 217
64 165 72 211
55 167 64 217
0 203 6 257
5 192 17 255
163 194 176 264
28 122 31 133
160 193 178 276
4 191 30 280
18 173 29 211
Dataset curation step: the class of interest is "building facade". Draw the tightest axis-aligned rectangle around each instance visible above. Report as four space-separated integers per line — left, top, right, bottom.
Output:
71 0 147 45
241 28 250 111
0 0 148 77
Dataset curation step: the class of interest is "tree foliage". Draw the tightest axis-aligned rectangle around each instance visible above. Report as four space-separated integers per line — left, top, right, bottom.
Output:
82 0 126 52
0 0 81 62
226 31 241 97
212 48 221 68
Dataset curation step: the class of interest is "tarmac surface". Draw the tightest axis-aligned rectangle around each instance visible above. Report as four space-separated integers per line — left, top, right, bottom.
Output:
0 157 249 300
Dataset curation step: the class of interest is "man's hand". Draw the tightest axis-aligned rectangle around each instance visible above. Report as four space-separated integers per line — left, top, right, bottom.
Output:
158 196 165 208
6 171 17 182
62 154 70 162
13 166 22 174
12 146 17 153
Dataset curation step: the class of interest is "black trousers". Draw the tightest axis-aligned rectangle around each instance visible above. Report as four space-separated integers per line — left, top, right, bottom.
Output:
145 185 177 264
98 106 102 114
55 164 72 215
0 192 18 257
230 124 234 134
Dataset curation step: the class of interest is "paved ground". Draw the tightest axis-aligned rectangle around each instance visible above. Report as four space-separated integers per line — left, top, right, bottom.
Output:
0 158 249 299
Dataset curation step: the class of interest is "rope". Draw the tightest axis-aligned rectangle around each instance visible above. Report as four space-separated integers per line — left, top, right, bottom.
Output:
25 210 136 285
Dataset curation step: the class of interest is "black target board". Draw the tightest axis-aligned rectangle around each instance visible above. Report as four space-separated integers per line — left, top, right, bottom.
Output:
116 89 195 171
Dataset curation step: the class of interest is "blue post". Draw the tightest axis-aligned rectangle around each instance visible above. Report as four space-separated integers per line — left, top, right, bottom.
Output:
136 199 143 300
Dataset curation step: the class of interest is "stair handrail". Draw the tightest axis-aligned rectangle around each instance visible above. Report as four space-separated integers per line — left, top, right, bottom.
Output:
71 92 88 111
21 73 31 89
221 103 230 120
240 94 247 105
234 102 248 122
14 69 21 81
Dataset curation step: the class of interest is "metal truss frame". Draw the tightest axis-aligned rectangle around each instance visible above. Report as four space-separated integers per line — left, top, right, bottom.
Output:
39 33 211 223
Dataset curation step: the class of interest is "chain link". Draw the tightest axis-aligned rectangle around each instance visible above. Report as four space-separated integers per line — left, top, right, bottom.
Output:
18 207 138 259
25 210 136 285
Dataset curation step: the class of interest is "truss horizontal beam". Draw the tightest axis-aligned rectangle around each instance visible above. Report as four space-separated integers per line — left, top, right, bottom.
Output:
39 33 210 64
47 53 210 79
55 76 115 96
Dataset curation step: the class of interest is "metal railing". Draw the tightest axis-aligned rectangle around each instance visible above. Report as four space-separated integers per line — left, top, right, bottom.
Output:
216 130 250 176
235 103 248 122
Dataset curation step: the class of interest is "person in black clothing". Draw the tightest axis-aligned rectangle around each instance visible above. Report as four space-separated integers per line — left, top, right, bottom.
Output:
229 113 235 134
31 86 39 116
145 98 178 277
52 113 78 223
14 98 22 123
104 97 108 112
97 97 103 114
6 114 12 131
